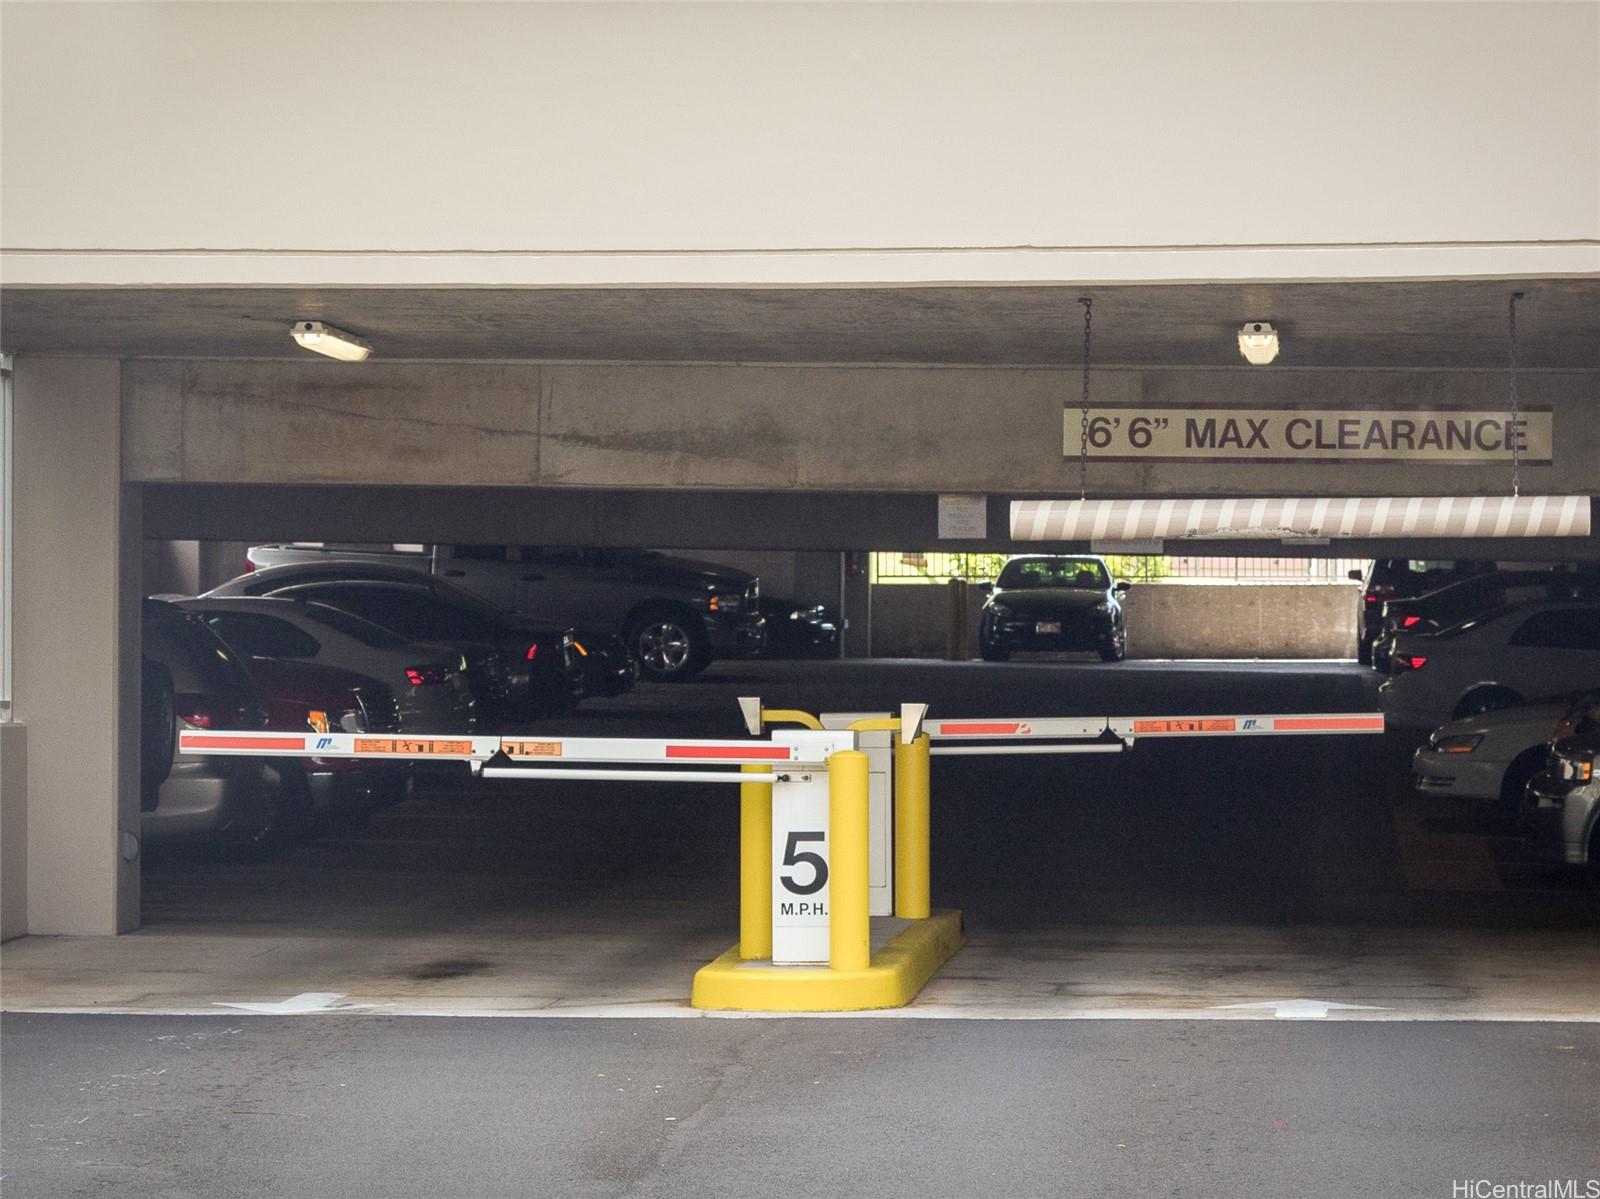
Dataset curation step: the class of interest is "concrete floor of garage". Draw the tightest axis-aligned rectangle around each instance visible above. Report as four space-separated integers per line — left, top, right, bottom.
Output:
4 660 1597 1198
5 659 1596 1019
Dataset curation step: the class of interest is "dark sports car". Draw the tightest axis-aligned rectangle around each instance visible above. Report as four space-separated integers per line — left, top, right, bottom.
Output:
978 555 1130 662
756 596 840 659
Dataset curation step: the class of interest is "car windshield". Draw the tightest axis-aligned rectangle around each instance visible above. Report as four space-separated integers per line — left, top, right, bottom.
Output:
300 602 410 649
996 558 1109 590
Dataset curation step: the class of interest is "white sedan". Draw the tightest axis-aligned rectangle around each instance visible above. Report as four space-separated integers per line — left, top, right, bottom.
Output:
1379 599 1600 730
1411 701 1566 816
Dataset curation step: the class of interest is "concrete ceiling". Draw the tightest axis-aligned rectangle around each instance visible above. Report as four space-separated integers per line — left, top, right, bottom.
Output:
2 279 1596 369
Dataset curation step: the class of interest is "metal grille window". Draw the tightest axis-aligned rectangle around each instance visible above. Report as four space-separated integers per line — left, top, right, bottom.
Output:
872 552 1369 586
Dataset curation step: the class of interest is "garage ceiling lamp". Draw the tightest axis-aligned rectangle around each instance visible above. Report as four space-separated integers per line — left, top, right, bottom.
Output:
1237 322 1279 365
291 320 371 362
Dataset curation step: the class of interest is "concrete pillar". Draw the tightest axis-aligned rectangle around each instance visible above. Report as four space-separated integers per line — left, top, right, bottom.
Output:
12 359 139 934
1 725 27 940
841 551 872 658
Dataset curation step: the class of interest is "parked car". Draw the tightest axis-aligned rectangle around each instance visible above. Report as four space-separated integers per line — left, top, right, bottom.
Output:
1374 567 1600 671
244 543 767 682
570 628 639 697
141 600 299 857
1410 699 1571 819
1378 599 1600 729
175 596 477 733
239 656 410 828
1521 714 1600 879
206 567 583 720
756 596 840 659
1352 558 1496 666
978 555 1129 662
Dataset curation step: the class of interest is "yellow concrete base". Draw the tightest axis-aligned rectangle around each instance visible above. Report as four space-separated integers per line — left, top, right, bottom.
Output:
690 910 964 1012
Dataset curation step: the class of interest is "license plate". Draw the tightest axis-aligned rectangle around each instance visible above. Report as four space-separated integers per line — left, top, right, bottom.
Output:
1035 621 1061 635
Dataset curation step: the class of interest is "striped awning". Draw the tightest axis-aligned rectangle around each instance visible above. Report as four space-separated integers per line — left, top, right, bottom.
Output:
1009 496 1593 542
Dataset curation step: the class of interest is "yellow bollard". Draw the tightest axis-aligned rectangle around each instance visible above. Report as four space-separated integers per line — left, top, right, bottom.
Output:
739 764 773 960
827 749 871 972
893 733 932 919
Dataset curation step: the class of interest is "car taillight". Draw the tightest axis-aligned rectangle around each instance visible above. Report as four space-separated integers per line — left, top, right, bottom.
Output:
1394 655 1428 672
526 643 539 661
180 710 214 728
572 640 589 657
1365 585 1396 605
406 664 451 686
1401 616 1422 629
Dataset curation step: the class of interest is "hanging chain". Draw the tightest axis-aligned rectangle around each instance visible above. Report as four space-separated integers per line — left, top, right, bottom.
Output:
1508 291 1524 498
1078 296 1093 501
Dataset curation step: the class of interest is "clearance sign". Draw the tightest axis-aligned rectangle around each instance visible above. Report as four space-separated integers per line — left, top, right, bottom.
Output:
1065 406 1553 464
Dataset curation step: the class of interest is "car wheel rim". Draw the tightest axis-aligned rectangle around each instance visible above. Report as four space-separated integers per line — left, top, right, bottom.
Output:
639 623 691 672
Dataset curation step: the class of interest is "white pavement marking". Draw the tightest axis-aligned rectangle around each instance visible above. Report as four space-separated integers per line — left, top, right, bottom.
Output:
213 992 380 1015
8 924 1597 1023
1210 999 1390 1019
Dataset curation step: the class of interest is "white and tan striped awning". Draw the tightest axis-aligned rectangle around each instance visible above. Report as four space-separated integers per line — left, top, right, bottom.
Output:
1009 496 1593 542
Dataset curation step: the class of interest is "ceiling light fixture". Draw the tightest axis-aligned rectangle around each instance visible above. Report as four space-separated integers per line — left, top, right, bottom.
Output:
1237 321 1279 365
291 320 371 362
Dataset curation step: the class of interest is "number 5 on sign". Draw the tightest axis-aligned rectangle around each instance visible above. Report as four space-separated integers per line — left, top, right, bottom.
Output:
771 771 832 964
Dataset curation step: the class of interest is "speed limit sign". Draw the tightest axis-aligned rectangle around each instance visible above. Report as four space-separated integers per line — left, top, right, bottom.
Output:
771 770 831 964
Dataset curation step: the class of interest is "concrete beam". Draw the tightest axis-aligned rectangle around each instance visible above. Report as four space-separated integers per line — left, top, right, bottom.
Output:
139 483 1600 563
124 360 1600 500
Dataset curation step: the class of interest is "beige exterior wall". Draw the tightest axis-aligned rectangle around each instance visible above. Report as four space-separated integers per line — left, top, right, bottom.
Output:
3 2 1596 288
11 360 139 935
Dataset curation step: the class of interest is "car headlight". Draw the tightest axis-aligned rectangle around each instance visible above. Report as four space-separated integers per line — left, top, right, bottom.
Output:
989 603 1012 619
708 592 743 613
1559 755 1596 782
1431 733 1483 755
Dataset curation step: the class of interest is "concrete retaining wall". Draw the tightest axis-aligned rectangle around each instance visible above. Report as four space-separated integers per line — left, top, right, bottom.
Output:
871 583 1359 660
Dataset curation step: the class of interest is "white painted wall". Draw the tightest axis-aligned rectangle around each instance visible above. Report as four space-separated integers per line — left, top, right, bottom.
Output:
3 2 1596 287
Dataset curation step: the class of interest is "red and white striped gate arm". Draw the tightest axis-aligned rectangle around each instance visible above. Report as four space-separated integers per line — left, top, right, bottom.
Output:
922 712 1383 756
1108 713 1385 739
176 728 853 782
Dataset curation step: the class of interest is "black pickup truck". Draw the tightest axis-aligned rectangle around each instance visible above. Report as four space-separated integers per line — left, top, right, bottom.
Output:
246 544 766 682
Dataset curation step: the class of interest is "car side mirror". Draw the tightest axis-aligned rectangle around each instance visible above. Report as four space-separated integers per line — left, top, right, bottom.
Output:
1347 570 1364 582
977 581 994 594
1113 581 1131 594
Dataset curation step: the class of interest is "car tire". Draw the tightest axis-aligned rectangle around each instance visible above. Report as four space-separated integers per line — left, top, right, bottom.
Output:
1494 748 1546 822
628 610 709 683
1452 686 1522 721
218 762 313 863
1098 623 1127 663
140 660 176 795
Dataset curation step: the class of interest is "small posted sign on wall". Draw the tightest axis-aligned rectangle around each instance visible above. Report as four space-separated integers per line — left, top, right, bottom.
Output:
938 494 987 540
